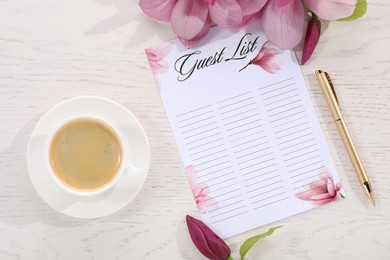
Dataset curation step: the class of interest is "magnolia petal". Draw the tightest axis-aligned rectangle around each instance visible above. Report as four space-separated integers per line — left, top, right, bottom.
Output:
301 18 321 65
186 215 230 260
139 0 177 22
179 18 211 48
208 0 243 28
238 0 268 20
171 0 209 40
262 0 305 49
304 0 356 20
186 216 219 259
327 177 337 197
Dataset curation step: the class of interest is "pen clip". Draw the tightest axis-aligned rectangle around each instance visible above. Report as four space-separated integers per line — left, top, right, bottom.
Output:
323 72 340 107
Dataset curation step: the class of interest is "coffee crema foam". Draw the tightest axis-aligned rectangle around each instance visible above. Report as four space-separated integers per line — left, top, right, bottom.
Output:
49 118 123 192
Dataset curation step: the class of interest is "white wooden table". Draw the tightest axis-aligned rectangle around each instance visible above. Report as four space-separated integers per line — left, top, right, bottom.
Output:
1 0 390 259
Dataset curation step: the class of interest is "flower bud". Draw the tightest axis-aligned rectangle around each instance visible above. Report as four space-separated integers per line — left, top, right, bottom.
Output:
186 215 231 260
301 17 321 65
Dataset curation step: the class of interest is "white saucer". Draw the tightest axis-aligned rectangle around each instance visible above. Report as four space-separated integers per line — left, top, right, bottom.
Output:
27 96 150 218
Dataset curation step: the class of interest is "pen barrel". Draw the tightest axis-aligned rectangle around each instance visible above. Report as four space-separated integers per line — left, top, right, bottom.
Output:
335 118 370 185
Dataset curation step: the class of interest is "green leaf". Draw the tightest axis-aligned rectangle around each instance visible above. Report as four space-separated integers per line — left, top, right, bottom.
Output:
339 0 367 21
226 256 234 260
239 226 282 260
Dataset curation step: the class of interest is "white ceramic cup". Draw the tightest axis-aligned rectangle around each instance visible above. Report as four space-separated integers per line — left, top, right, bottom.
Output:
46 114 144 196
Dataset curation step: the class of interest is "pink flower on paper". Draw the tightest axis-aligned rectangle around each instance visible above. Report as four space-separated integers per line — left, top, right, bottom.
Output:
185 165 217 213
296 167 344 205
261 0 356 50
239 41 282 74
139 0 267 47
145 43 172 75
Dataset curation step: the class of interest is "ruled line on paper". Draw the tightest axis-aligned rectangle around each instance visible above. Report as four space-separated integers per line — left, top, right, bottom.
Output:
211 211 249 224
180 115 216 128
242 163 278 178
235 146 271 160
228 125 264 137
265 94 301 107
269 110 305 123
288 160 323 173
289 167 322 179
201 171 235 183
293 174 327 188
286 155 322 168
207 188 241 201
258 77 294 90
274 121 309 134
222 108 258 120
187 138 223 150
193 155 230 167
244 171 280 183
217 91 253 103
183 127 220 139
238 152 273 165
280 138 316 151
224 113 260 126
275 127 312 140
198 165 233 178
261 82 296 96
231 131 266 143
262 88 298 101
209 205 247 219
253 197 289 210
207 177 237 189
192 149 227 162
178 110 214 123
190 143 225 156
266 99 302 112
239 158 275 171
284 149 319 161
186 133 220 145
243 169 279 185
272 116 306 129
248 185 285 199
197 160 231 172
278 132 313 145
226 119 262 132
176 105 212 117
251 191 288 205
218 97 254 109
182 121 218 134
220 102 257 115
208 199 245 213
268 105 304 118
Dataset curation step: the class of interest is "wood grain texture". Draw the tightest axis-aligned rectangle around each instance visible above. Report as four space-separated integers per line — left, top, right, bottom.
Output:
1 0 389 259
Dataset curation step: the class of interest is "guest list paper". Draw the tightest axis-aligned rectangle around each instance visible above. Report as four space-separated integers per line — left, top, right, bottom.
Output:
146 26 345 238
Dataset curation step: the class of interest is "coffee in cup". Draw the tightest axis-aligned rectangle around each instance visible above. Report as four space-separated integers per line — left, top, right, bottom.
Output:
47 115 124 195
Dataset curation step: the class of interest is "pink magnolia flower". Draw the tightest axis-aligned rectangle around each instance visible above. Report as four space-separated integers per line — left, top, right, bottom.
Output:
139 0 268 47
185 165 216 213
186 215 231 260
239 41 282 74
262 0 357 50
296 168 344 205
145 42 172 74
301 17 321 65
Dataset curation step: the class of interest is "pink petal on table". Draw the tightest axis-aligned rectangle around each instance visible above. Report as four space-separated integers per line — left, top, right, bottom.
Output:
304 0 356 20
139 0 178 22
208 0 243 28
171 0 209 40
301 18 321 65
262 0 305 49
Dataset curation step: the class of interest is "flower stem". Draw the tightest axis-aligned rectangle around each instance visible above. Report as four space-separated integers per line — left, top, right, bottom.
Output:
239 60 252 72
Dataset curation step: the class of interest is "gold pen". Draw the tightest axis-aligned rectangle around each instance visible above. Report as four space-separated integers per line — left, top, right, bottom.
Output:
315 70 375 206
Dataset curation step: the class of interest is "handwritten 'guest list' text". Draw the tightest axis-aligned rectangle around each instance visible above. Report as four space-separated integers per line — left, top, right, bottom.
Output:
146 25 345 239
